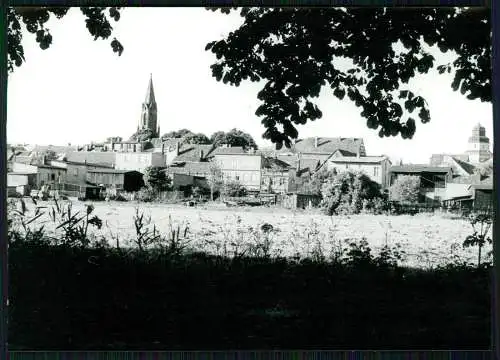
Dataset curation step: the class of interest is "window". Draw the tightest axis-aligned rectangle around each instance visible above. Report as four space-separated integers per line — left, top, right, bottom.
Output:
373 167 380 176
51 174 55 181
236 175 240 181
346 164 349 169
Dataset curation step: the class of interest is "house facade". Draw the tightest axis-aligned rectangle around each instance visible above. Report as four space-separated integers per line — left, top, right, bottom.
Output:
213 153 262 192
321 152 392 188
115 152 166 173
7 172 38 195
11 162 67 189
389 165 453 203
261 157 291 194
86 169 144 192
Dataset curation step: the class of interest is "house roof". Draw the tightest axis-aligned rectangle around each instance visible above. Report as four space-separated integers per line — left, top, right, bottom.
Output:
87 169 141 174
472 183 493 191
211 146 247 155
275 137 364 155
452 157 476 175
31 145 77 154
329 156 388 164
65 151 116 167
390 165 452 174
442 183 473 201
7 172 37 176
430 153 470 165
172 144 216 162
262 157 291 170
167 161 212 175
64 161 114 169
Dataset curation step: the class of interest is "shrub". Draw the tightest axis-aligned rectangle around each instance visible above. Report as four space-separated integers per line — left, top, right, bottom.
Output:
321 171 382 215
389 175 420 204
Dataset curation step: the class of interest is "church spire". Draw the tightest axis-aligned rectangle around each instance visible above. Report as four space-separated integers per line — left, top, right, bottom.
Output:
145 73 156 105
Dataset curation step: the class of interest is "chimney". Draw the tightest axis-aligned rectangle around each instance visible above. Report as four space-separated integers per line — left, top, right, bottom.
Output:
175 142 180 155
357 149 360 158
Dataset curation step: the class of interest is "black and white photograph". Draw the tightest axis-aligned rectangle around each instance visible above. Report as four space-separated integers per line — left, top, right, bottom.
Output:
4 6 494 351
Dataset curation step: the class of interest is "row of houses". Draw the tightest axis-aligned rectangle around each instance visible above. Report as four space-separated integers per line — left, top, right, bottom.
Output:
7 129 493 210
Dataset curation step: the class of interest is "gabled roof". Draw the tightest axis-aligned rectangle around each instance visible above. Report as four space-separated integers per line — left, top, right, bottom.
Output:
167 161 212 175
277 137 364 155
66 151 116 167
329 156 388 164
87 169 142 174
31 145 77 154
390 165 452 174
211 146 247 155
452 157 476 175
262 157 291 171
173 144 216 162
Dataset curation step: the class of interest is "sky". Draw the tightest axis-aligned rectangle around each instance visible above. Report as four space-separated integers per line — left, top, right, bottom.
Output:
7 8 493 164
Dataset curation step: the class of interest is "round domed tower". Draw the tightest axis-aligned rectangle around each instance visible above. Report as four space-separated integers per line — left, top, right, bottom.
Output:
466 123 491 163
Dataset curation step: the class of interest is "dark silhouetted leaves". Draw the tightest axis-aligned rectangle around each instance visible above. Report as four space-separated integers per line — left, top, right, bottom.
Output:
205 8 490 148
8 7 124 72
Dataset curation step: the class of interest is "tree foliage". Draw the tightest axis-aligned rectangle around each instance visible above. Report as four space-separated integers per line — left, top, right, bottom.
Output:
130 128 154 142
8 7 124 73
162 129 194 139
389 175 421 204
206 161 224 201
222 180 247 198
210 128 258 149
183 133 211 145
320 171 383 215
206 8 490 148
143 166 171 194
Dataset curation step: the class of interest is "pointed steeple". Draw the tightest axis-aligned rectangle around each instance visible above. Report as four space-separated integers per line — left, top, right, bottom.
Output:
145 73 156 105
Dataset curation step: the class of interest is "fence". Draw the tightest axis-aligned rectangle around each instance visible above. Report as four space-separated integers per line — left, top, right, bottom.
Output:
390 202 494 216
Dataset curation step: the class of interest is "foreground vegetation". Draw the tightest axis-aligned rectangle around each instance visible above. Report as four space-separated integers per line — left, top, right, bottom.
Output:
7 198 492 349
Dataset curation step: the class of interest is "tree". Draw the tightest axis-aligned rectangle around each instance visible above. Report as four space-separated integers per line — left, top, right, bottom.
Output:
321 171 382 215
130 128 154 142
8 7 123 73
206 8 490 148
222 180 247 198
143 166 171 194
206 161 224 201
210 128 258 149
389 175 421 204
183 132 211 145
162 129 194 139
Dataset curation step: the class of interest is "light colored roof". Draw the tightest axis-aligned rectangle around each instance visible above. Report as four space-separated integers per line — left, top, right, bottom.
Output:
211 146 247 155
66 151 116 167
173 144 216 162
87 169 141 174
452 158 476 175
390 165 452 173
167 161 212 175
280 137 364 155
262 157 291 170
329 156 388 164
442 183 472 201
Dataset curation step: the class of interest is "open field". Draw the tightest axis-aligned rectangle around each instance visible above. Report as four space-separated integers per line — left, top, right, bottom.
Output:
10 199 493 269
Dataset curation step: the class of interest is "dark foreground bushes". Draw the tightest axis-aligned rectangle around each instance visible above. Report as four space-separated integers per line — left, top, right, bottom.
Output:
8 242 491 350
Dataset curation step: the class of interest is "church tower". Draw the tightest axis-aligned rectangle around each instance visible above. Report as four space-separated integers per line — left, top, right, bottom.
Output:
466 123 491 163
138 74 159 137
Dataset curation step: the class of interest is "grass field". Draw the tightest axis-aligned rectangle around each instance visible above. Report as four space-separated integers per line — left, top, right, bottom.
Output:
13 198 493 269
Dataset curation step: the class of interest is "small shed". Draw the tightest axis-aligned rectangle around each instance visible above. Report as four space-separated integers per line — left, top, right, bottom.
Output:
86 169 145 192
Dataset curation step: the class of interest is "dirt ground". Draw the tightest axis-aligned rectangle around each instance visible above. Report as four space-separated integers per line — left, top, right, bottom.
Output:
12 199 493 268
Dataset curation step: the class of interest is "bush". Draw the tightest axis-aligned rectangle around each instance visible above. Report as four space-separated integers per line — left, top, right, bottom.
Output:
321 171 382 215
136 187 155 202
